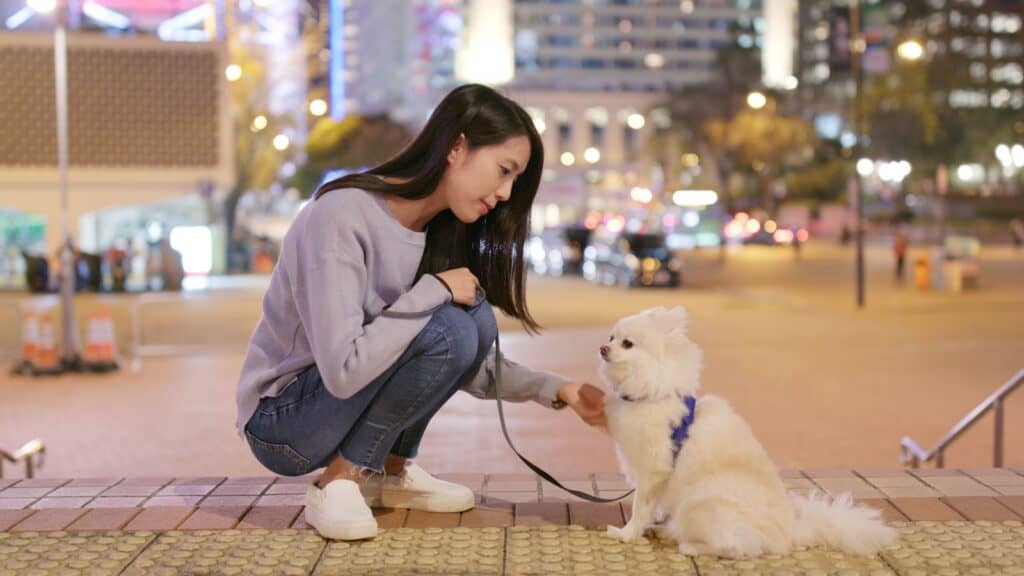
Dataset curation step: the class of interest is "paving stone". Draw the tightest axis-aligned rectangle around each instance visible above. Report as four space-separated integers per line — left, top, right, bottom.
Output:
942 496 1024 521
86 497 146 508
254 494 305 507
460 502 514 528
199 495 257 508
485 491 541 504
568 502 625 529
65 477 121 487
0 510 34 531
0 530 155 574
48 486 107 498
515 502 568 526
177 506 249 530
124 506 195 531
122 529 323 576
237 505 302 529
30 497 93 509
210 483 268 496
0 499 36 510
314 526 503 575
144 495 204 507
101 484 163 497
889 498 966 521
65 507 143 531
0 487 55 499
855 498 910 523
10 479 69 489
9 508 87 532
486 473 539 492
156 484 218 497
371 507 408 530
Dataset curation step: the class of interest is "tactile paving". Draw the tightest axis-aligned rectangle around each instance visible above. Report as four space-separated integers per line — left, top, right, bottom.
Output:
313 526 504 575
694 546 895 575
0 530 155 576
505 525 698 575
122 529 324 576
881 520 1024 575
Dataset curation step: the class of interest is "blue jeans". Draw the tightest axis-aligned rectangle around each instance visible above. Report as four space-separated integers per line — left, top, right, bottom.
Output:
244 296 497 475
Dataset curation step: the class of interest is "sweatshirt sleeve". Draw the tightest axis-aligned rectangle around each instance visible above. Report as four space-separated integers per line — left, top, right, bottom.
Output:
460 346 571 409
291 204 451 400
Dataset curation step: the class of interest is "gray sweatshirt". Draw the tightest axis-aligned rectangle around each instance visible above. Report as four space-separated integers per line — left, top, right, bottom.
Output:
235 187 569 435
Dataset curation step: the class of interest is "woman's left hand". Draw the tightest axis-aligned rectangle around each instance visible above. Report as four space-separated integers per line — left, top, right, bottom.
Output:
558 382 607 429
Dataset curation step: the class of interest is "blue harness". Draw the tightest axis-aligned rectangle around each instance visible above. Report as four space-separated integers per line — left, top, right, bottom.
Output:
620 394 697 460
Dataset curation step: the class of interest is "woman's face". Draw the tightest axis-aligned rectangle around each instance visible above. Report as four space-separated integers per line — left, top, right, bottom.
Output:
441 134 531 224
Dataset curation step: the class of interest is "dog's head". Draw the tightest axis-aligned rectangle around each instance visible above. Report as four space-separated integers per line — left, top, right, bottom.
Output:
598 306 702 401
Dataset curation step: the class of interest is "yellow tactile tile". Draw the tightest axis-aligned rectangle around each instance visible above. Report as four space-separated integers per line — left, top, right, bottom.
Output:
314 526 504 576
122 529 323 576
0 530 155 575
882 520 1024 575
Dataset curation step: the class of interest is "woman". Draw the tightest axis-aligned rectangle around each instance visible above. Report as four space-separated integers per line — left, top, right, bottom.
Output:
236 84 605 540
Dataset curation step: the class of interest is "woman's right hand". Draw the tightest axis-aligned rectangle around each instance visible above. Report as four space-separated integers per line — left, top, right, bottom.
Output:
435 267 479 306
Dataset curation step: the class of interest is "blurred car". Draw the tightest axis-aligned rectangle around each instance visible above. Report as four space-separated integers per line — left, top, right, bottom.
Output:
582 232 682 288
724 212 807 246
526 226 592 276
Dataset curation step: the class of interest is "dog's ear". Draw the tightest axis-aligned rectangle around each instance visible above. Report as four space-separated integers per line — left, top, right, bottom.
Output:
658 306 688 332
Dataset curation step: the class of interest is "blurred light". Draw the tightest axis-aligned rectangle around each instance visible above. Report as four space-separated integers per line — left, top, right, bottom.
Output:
797 228 809 243
607 216 626 233
681 153 700 167
679 0 694 14
170 226 213 275
782 75 799 90
773 229 794 244
146 221 163 243
840 132 857 148
735 212 750 221
644 53 665 69
584 147 601 164
672 189 718 207
27 0 56 13
273 134 290 151
897 39 924 61
745 219 761 235
764 219 778 234
309 99 328 117
627 113 646 130
1012 144 1024 168
723 220 745 239
560 152 575 166
584 211 602 230
663 213 678 228
533 117 547 134
996 144 1012 165
682 211 700 228
253 0 273 6
158 3 213 41
956 164 972 181
252 115 268 131
746 91 767 110
225 65 242 82
856 158 874 177
545 204 561 227
5 7 33 29
82 1 131 29
642 257 661 272
630 187 653 204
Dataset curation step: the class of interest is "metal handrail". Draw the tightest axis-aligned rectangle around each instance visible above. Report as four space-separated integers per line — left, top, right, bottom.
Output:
901 369 1023 468
0 439 46 479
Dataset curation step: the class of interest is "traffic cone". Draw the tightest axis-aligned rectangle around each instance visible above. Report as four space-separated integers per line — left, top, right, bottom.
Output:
32 312 63 376
83 309 119 372
11 309 39 375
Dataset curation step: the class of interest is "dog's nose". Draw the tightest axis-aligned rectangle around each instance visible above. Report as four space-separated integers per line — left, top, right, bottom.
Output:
599 345 609 358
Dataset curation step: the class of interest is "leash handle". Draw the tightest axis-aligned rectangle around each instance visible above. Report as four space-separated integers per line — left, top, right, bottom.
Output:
383 285 634 504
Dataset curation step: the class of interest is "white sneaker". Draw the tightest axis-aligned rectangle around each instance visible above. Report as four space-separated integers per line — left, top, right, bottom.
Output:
304 479 378 540
361 463 475 513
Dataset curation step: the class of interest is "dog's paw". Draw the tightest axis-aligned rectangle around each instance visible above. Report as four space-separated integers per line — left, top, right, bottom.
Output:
606 525 646 543
648 524 673 540
677 542 701 556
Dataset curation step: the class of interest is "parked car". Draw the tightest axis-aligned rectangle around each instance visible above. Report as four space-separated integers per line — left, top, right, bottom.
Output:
526 226 592 277
583 232 682 288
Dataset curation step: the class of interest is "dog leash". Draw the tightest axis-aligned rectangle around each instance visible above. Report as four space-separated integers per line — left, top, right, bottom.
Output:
382 284 634 503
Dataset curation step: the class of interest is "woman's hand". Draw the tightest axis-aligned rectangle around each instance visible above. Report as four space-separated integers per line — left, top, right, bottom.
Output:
557 381 607 429
434 267 479 306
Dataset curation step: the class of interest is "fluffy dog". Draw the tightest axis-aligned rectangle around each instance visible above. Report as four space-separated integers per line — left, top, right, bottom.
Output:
600 306 897 558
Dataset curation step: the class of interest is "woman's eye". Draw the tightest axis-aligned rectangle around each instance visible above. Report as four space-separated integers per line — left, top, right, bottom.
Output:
622 339 633 349
500 166 511 176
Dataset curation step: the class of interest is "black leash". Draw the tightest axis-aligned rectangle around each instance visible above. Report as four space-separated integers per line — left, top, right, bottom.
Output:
382 285 633 503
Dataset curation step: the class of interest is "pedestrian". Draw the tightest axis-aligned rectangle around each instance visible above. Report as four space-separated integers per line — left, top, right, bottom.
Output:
1011 218 1024 249
893 227 909 282
235 84 606 541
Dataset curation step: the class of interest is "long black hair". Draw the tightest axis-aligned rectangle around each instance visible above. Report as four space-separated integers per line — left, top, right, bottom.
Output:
314 84 545 332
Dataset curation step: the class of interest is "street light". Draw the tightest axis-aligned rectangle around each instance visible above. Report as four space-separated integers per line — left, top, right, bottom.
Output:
746 91 767 110
897 39 924 62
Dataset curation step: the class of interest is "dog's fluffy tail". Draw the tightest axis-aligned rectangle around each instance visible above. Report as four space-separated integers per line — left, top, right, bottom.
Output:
788 490 898 555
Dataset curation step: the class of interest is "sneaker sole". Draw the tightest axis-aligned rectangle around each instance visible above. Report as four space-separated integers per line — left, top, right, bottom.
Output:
380 488 475 513
306 514 378 541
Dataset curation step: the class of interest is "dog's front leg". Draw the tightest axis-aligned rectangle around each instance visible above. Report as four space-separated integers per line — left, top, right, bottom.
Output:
606 481 661 542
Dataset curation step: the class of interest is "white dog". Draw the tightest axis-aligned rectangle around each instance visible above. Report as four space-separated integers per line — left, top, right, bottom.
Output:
600 306 897 559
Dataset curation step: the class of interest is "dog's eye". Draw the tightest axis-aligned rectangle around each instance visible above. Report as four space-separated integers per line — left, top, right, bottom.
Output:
608 336 614 342
621 339 634 349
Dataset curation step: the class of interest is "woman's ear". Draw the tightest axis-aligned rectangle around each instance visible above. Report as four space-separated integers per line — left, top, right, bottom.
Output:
447 133 467 165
